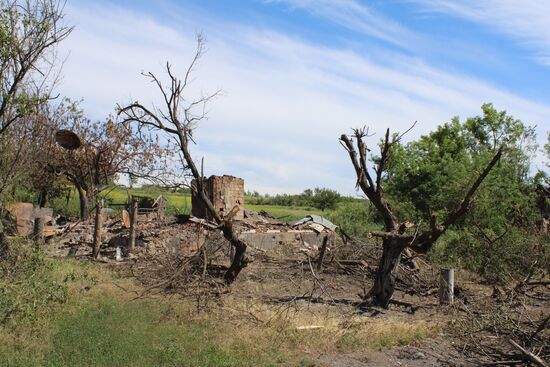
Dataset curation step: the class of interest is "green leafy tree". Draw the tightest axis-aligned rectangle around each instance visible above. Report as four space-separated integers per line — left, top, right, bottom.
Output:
0 0 72 134
384 104 544 280
311 187 341 211
0 0 72 199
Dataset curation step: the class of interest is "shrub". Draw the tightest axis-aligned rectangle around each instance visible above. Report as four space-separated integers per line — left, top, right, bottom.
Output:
0 240 68 326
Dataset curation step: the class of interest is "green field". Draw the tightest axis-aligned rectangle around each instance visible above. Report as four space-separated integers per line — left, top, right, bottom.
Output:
46 186 379 237
50 186 323 223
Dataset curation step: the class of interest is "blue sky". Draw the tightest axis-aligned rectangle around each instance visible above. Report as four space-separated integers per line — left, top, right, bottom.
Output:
59 0 550 195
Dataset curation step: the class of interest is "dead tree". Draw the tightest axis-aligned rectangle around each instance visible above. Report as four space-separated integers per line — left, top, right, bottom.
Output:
118 35 248 283
340 127 502 308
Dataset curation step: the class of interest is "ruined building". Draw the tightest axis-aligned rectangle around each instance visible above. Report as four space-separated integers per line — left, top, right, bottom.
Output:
191 175 244 221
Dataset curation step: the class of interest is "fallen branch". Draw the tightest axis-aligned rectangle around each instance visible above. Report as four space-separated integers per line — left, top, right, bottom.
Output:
508 339 548 367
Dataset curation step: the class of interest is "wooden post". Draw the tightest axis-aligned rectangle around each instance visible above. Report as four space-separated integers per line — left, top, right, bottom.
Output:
32 215 45 248
92 198 104 259
0 219 6 257
439 268 454 305
129 199 138 251
115 247 122 261
156 196 165 224
317 235 329 271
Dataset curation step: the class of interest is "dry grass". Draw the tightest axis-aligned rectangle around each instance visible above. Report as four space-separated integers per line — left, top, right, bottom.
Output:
1 241 438 366
213 296 439 359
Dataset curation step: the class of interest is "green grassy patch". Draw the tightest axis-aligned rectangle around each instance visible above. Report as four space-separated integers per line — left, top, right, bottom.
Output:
43 300 241 367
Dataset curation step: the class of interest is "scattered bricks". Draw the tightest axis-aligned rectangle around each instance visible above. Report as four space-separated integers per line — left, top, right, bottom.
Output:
192 175 244 221
5 202 34 236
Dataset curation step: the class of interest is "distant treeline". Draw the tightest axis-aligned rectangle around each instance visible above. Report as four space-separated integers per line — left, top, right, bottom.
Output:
245 187 352 211
131 184 192 196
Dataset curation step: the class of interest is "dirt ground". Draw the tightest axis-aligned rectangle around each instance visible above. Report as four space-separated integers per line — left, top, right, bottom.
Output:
46 213 550 367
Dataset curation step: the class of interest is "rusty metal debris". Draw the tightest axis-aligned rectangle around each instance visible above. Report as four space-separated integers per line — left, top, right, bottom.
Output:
55 129 82 150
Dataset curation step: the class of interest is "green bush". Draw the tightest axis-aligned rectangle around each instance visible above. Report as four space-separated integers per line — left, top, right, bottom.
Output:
428 228 549 282
326 201 380 238
0 240 68 326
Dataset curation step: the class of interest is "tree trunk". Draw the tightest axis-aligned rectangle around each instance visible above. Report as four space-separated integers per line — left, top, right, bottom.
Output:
76 183 89 221
222 221 247 284
0 220 7 258
317 235 329 271
34 190 48 248
372 239 404 308
38 190 48 208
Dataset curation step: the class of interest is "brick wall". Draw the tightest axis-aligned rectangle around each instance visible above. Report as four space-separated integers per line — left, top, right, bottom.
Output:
191 175 244 220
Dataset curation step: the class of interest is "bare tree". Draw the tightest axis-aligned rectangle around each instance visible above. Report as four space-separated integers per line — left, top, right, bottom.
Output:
118 35 248 283
0 0 72 135
340 127 502 307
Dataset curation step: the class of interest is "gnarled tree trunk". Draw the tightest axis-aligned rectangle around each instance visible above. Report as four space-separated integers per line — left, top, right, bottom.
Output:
222 221 247 283
372 239 405 308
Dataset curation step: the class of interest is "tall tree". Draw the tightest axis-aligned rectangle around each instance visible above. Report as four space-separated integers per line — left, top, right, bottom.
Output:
24 99 168 220
0 0 72 199
0 0 72 134
384 105 542 279
340 123 502 308
118 35 248 283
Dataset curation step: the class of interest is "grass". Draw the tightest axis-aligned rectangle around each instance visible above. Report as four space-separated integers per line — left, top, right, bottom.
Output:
216 300 435 355
49 187 193 217
0 240 437 366
0 243 273 366
44 301 241 367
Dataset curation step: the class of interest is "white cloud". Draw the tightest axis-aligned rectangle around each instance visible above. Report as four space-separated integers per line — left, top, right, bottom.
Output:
58 1 550 195
267 0 419 48
413 0 550 66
